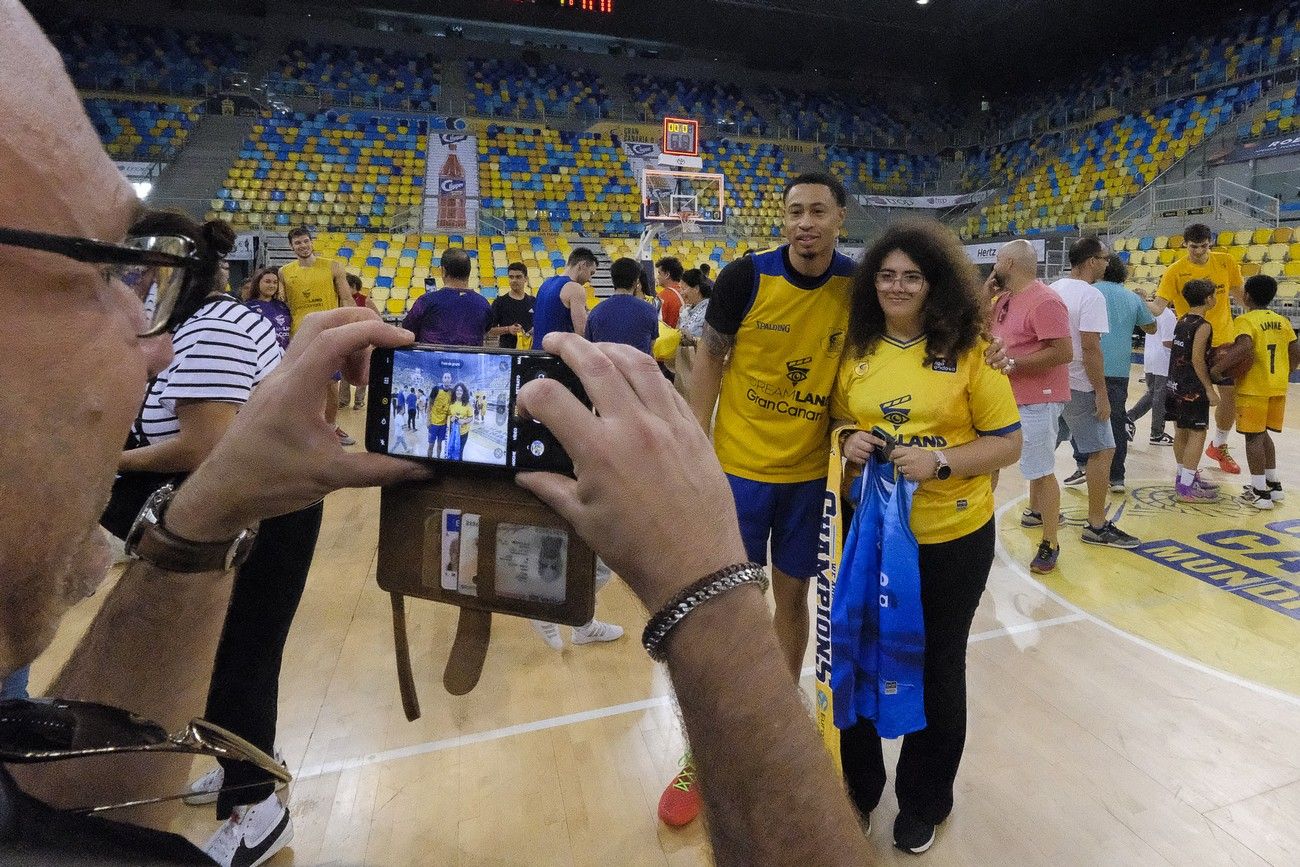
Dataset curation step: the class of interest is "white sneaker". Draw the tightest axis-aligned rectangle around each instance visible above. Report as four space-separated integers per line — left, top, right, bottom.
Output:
184 750 287 806
203 793 293 867
572 619 624 645
530 619 563 650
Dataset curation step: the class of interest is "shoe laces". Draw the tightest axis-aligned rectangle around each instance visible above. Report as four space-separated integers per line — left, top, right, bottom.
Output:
672 761 697 793
1034 540 1055 558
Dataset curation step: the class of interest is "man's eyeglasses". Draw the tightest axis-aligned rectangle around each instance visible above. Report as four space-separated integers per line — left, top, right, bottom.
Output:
0 697 290 815
0 227 203 337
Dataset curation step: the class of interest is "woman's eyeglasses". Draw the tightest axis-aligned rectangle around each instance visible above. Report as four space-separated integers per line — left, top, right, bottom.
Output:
0 226 203 337
0 697 290 815
875 270 927 291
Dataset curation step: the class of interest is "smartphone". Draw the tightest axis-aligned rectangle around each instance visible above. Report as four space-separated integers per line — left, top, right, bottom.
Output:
870 425 899 461
367 345 589 473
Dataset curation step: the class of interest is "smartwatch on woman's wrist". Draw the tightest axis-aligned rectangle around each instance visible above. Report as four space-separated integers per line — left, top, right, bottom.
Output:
933 450 952 480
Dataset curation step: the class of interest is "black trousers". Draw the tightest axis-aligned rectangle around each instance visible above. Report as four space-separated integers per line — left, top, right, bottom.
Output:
204 500 323 818
839 518 995 825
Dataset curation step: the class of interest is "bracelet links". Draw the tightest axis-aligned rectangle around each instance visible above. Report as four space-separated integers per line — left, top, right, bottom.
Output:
641 562 769 663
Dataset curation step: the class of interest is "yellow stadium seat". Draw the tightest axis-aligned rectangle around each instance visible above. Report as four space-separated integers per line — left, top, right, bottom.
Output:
386 298 405 315
1218 231 1238 246
1244 245 1269 263
1284 261 1300 278
1227 245 1249 261
1278 282 1300 299
1252 228 1274 245
1262 261 1285 278
1274 227 1294 244
1267 243 1290 261
1241 262 1262 277
1157 250 1177 265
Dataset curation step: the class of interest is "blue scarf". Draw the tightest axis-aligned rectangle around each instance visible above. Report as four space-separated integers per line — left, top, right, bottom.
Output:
829 456 926 738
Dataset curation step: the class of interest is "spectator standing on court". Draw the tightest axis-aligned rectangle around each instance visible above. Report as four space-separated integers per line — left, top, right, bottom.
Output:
279 225 355 444
532 247 599 345
338 273 379 409
1153 223 1245 474
1127 304 1177 446
679 268 711 343
1085 254 1155 492
586 257 659 356
1167 279 1220 501
987 239 1072 574
655 256 686 328
1051 237 1141 549
489 261 535 349
1228 275 1298 509
698 262 715 294
401 248 491 347
241 265 291 349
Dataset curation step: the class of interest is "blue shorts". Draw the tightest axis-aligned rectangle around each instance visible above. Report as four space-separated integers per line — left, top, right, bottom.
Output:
428 424 447 444
726 474 826 580
332 371 343 383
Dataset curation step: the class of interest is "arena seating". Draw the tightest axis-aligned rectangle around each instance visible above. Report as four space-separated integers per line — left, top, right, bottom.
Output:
700 140 790 238
1113 227 1300 305
466 58 610 120
209 112 426 231
47 19 253 96
268 42 441 111
974 3 1299 139
625 74 765 135
962 84 1261 238
820 145 939 195
83 98 203 161
763 87 908 145
1240 84 1299 139
477 126 641 235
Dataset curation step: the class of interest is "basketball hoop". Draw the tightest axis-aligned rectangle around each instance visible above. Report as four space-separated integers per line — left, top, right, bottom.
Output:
677 211 701 236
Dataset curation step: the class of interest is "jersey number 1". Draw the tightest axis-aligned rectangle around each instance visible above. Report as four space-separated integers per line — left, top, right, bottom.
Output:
1268 343 1277 374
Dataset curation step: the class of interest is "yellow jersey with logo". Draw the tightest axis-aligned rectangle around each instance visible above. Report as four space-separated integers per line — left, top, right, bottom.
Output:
1156 252 1242 347
449 401 474 433
1234 309 1297 397
280 257 340 334
832 337 1020 544
712 247 855 483
428 388 452 426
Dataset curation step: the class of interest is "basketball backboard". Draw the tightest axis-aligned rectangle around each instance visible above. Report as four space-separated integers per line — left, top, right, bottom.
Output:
641 168 726 225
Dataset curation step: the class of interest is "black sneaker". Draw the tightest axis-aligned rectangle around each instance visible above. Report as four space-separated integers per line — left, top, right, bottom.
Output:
1081 521 1141 549
1124 417 1136 442
1149 432 1174 446
893 812 936 854
1020 509 1066 528
1063 469 1087 487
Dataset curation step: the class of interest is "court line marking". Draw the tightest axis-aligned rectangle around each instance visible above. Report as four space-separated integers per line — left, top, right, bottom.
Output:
992 499 1300 710
295 611 1083 780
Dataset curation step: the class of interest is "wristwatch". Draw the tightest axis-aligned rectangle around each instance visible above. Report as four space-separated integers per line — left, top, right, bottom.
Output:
933 451 952 480
125 483 258 573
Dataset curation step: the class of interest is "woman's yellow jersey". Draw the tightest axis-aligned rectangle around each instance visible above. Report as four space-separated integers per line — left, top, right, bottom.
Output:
711 247 856 483
833 337 1020 544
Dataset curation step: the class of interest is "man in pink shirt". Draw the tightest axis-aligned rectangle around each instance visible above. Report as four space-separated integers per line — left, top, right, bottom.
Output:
988 240 1073 573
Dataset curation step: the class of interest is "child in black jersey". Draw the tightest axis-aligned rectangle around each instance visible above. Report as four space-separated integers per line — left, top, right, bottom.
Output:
1166 279 1220 501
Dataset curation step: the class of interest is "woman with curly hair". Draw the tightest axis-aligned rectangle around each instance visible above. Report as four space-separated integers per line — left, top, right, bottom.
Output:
832 221 1022 854
241 265 291 349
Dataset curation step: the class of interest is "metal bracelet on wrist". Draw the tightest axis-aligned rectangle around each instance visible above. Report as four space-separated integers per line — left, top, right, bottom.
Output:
641 562 769 663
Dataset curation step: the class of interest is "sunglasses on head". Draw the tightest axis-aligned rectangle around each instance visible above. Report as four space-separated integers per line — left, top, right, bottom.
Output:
0 697 290 815
0 226 205 337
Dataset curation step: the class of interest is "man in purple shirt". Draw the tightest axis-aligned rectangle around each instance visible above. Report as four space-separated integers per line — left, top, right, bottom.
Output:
403 248 507 346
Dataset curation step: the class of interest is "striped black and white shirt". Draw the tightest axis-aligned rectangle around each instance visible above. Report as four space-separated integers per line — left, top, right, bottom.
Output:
136 296 283 444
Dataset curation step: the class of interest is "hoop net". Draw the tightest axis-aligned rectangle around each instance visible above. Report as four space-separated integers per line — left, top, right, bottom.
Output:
677 211 701 236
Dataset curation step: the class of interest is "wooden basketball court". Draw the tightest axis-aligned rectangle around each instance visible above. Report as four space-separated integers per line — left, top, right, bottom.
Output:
30 376 1300 865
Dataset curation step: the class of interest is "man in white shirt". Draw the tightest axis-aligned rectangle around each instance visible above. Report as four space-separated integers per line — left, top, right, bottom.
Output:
1050 237 1140 548
1127 306 1177 445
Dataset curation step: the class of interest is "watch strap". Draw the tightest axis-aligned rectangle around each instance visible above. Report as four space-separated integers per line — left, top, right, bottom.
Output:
134 517 256 573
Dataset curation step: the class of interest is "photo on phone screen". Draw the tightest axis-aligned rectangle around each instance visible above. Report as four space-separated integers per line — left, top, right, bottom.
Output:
368 345 586 473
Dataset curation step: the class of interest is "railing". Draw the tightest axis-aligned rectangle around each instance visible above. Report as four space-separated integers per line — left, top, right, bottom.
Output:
1107 176 1279 237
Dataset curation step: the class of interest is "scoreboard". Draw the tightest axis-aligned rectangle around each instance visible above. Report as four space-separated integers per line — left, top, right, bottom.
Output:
511 0 615 12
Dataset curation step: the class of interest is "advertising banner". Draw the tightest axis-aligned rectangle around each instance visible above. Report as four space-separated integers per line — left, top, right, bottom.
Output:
425 133 480 234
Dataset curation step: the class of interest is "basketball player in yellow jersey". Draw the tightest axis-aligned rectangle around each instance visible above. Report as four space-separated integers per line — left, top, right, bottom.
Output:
280 226 355 443
1154 223 1245 473
1231 275 1299 509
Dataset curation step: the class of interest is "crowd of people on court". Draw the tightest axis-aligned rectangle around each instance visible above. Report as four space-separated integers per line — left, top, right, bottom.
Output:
3 1 1299 863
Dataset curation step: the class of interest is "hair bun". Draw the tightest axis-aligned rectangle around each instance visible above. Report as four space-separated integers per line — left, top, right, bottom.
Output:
201 220 237 257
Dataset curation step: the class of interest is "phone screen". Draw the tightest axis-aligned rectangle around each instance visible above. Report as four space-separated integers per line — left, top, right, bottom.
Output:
367 345 584 473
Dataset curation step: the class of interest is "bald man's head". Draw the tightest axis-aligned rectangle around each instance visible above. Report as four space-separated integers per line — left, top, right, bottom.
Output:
994 239 1038 289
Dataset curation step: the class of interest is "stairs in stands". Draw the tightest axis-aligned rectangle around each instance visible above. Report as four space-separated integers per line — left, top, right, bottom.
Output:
573 237 613 298
148 114 255 221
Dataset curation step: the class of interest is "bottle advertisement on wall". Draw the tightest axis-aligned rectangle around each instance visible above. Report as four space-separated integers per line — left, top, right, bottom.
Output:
425 133 480 234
